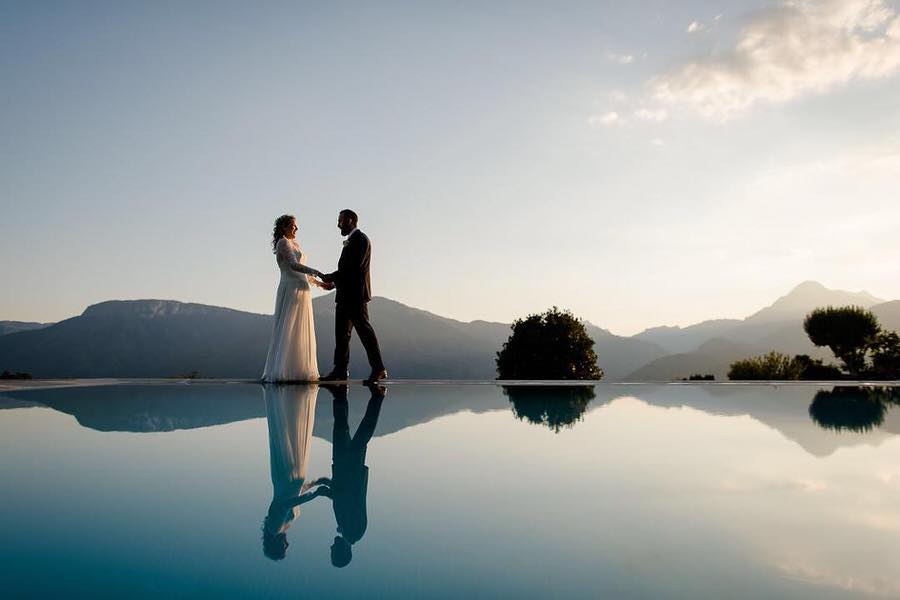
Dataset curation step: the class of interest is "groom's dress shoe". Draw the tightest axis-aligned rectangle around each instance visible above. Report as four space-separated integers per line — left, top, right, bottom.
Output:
320 370 349 382
364 368 388 384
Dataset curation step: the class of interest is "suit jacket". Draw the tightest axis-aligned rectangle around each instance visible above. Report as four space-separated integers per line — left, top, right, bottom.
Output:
330 230 372 305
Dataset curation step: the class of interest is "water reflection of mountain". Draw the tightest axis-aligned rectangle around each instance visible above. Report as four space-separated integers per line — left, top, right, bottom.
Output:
0 384 507 440
2 383 899 457
0 384 264 431
630 384 900 457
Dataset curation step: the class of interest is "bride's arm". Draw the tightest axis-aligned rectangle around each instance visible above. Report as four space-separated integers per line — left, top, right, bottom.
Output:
276 239 322 277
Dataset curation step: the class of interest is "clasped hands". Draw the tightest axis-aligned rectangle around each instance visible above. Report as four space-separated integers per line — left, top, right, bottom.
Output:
309 269 335 290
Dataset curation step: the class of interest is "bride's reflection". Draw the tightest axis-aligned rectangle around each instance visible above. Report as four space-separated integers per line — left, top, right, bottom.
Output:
262 384 328 560
318 383 385 568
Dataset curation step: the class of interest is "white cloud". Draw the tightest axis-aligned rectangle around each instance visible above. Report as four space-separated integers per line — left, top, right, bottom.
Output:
588 111 622 126
652 0 900 120
687 20 706 34
634 107 669 122
607 52 636 65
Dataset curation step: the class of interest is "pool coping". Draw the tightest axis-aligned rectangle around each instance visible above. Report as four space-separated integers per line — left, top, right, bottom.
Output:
1 378 898 393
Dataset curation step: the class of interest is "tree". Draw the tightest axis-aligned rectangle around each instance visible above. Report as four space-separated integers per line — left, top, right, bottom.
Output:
727 352 802 380
803 306 880 377
869 331 900 380
496 307 603 380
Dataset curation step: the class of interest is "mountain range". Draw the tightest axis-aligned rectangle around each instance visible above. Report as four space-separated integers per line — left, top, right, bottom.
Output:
0 321 50 336
1 281 897 381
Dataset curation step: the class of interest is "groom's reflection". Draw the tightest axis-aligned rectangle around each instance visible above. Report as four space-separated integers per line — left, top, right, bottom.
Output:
261 384 328 560
319 383 385 568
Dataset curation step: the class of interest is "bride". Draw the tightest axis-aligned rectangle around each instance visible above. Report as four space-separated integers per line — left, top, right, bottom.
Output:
262 214 330 382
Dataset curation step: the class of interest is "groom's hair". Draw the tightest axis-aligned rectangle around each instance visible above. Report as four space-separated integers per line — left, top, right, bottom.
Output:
339 209 358 225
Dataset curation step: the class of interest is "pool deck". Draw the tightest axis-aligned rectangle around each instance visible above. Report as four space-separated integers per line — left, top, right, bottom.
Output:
1 378 898 393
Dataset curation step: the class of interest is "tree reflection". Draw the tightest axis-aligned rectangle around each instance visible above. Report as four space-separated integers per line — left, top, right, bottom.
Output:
808 386 899 433
503 385 595 433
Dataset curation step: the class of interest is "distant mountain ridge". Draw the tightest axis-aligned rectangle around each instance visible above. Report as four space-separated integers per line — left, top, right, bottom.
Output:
628 281 892 381
0 281 896 381
0 321 50 336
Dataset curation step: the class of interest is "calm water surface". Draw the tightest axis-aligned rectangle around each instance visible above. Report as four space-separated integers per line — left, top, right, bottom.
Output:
2 382 899 598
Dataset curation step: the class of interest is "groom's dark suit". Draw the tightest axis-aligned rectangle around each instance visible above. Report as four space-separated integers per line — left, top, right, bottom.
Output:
326 229 384 375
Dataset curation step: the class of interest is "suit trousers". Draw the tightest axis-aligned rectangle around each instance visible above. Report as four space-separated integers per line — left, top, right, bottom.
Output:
333 302 385 373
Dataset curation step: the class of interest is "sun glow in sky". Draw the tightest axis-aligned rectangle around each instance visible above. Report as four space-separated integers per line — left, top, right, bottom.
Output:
2 1 899 335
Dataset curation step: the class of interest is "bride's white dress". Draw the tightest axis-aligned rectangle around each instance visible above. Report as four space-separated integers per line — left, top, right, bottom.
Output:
262 238 319 382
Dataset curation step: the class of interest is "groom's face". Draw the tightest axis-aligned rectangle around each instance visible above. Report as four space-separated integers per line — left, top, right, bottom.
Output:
337 213 354 236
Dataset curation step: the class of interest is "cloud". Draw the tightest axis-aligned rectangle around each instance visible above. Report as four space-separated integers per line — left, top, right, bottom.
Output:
652 0 900 119
588 111 622 126
634 107 669 122
687 20 706 34
607 52 636 65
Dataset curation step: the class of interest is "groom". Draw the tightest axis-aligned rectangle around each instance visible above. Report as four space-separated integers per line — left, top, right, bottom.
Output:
320 210 388 383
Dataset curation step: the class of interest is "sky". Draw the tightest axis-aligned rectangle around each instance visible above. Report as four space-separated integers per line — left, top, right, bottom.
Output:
1 0 899 336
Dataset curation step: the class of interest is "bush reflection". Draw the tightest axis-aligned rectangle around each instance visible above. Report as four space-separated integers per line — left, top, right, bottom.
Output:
503 385 596 432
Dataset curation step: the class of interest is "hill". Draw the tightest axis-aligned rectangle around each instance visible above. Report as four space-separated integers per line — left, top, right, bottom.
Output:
626 281 888 380
0 297 510 379
0 321 51 336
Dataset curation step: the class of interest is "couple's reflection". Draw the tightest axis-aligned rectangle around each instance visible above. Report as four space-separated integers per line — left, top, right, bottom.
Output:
261 383 385 566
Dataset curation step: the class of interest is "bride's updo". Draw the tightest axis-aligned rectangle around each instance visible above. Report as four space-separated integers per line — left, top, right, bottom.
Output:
272 214 295 253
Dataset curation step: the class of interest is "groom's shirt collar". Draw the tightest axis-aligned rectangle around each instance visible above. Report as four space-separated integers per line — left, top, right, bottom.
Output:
345 227 358 238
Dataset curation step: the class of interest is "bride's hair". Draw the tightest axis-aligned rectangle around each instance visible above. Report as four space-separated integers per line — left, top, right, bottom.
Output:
272 214 295 253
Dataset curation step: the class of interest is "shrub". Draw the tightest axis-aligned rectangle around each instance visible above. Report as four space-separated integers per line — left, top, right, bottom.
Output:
0 370 33 380
727 352 802 380
793 355 843 380
496 307 603 380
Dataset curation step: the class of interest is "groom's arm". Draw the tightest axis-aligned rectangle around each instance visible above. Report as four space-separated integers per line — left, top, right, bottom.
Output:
323 238 363 286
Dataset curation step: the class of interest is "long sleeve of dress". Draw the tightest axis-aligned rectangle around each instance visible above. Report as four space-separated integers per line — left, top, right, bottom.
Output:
276 238 318 275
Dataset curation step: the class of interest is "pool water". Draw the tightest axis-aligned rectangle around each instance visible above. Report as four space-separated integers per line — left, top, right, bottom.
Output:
1 382 899 598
